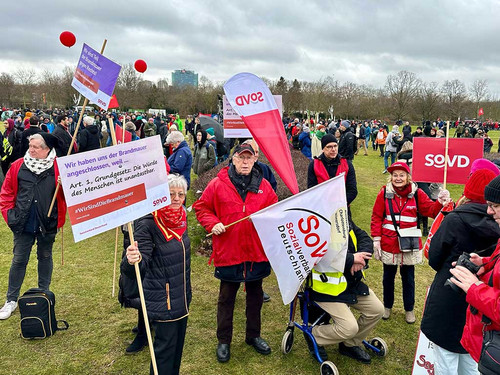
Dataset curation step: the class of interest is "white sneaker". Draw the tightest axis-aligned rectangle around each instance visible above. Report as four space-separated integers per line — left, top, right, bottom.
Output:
0 301 17 320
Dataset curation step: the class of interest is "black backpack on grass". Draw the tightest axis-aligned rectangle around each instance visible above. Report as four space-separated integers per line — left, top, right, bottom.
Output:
18 288 68 339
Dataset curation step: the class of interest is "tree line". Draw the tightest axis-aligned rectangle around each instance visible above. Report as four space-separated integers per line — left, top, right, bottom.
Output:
0 66 497 122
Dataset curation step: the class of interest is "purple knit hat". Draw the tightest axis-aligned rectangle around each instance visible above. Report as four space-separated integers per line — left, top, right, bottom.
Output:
470 158 500 176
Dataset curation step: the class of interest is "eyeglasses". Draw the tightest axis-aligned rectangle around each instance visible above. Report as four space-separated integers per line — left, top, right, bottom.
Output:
324 145 337 150
170 192 186 199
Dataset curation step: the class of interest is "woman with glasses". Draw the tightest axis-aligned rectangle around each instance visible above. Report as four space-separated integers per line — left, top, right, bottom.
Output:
122 174 191 375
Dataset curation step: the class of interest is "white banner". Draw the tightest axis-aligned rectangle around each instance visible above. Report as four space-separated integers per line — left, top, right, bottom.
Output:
251 175 348 304
57 136 170 242
412 288 435 375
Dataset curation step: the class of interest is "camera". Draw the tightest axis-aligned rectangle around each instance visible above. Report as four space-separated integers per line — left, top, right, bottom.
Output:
445 252 481 293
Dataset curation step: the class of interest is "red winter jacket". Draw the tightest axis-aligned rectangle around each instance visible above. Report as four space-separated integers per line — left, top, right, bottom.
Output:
193 167 278 267
461 240 500 362
371 183 442 254
0 158 66 229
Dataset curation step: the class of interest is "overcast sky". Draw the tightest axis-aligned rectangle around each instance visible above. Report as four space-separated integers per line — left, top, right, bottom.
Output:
3 0 500 97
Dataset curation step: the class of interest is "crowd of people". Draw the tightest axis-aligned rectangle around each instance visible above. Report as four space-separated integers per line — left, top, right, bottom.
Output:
1 107 500 375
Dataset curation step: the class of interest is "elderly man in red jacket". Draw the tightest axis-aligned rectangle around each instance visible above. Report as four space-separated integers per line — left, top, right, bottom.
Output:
194 143 278 363
0 133 66 320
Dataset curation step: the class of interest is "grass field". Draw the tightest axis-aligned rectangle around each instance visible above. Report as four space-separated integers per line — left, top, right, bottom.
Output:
0 131 497 375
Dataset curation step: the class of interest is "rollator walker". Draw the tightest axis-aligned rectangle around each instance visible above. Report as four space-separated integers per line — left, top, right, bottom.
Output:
281 279 388 375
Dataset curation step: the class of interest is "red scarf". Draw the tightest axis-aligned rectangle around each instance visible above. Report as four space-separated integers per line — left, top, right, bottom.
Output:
152 205 187 241
392 183 412 198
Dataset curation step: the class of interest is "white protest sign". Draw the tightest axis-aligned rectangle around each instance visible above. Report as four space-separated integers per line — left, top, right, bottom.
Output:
412 288 435 375
57 136 170 242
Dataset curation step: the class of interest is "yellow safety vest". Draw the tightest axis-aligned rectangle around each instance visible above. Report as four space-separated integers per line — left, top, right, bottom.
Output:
311 230 357 297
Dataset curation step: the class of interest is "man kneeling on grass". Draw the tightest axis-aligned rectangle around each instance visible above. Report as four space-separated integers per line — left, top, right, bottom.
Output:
305 217 384 364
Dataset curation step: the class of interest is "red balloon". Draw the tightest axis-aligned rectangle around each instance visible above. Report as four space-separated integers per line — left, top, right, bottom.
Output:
134 59 147 73
59 31 76 48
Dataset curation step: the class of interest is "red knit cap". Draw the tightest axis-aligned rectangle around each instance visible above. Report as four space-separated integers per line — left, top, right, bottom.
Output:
464 169 497 203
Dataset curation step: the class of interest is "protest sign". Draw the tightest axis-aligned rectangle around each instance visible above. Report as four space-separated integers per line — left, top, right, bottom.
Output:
71 43 121 110
412 138 483 184
57 136 169 242
251 175 348 304
224 72 298 194
223 95 283 138
412 288 435 375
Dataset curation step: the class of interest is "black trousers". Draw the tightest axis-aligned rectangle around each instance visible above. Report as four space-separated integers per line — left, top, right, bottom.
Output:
382 264 415 311
217 279 263 344
151 317 188 375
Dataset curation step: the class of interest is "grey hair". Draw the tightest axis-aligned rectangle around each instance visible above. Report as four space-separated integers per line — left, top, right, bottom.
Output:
29 133 48 149
125 121 136 131
166 131 184 144
83 116 94 126
168 173 188 193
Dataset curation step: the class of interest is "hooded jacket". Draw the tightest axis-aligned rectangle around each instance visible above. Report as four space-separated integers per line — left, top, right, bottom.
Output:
421 203 500 353
167 140 193 188
192 129 216 175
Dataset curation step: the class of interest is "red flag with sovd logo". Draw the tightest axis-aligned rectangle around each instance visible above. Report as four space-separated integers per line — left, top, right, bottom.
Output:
224 73 299 194
412 138 484 184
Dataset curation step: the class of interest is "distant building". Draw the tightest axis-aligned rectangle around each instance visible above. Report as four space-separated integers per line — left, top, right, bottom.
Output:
172 69 198 87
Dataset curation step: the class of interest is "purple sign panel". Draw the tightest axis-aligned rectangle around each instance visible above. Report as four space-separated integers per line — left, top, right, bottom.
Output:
71 43 121 110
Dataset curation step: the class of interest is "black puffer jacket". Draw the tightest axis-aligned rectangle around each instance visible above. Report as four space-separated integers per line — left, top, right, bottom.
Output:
52 124 73 157
421 203 500 353
311 220 373 304
121 214 191 321
78 125 101 152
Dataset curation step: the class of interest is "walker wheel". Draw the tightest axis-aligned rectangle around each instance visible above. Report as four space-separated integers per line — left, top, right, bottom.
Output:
281 329 294 354
320 361 339 375
370 337 388 357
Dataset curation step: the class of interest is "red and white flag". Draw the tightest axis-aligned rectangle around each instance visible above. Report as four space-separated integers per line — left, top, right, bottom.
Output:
412 138 484 184
224 72 299 194
251 175 348 304
478 107 484 116
109 94 120 109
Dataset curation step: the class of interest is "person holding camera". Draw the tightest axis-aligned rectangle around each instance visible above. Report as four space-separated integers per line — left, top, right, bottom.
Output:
449 175 500 367
371 161 450 323
421 169 500 375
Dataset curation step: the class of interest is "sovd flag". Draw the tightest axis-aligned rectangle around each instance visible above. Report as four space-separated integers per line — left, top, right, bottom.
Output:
224 72 299 194
251 175 349 304
115 124 132 143
478 107 484 116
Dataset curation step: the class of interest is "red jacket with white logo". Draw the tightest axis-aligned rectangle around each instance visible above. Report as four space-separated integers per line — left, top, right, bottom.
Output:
371 183 442 254
193 167 278 267
461 240 500 362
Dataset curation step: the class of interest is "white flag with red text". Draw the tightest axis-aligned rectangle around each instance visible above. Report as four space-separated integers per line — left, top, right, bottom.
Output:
251 175 349 304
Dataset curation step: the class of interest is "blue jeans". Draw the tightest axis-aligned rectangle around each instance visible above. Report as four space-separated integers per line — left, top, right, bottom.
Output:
384 151 396 169
7 231 56 301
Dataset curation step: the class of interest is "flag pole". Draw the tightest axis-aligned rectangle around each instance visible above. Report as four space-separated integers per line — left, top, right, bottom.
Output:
61 226 64 266
443 120 451 190
112 114 126 297
47 39 108 218
205 214 253 238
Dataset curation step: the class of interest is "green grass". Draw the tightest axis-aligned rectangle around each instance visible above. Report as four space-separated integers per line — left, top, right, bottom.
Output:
0 132 496 375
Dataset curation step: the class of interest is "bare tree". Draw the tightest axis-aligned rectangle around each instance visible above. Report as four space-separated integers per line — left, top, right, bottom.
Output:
0 73 15 106
469 79 489 115
442 79 467 119
14 67 37 108
386 70 421 120
415 82 442 121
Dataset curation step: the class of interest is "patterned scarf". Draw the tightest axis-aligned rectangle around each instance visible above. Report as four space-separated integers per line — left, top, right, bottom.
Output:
23 148 56 175
152 205 187 241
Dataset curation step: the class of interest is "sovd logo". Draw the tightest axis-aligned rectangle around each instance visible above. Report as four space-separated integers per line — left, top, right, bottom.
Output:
235 92 264 106
424 154 470 169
